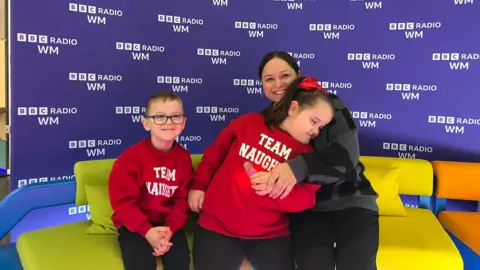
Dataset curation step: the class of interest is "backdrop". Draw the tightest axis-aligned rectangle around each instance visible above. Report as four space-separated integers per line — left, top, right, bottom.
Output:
8 0 480 241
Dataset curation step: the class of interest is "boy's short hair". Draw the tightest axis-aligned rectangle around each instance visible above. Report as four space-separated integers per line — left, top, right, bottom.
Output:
146 92 183 115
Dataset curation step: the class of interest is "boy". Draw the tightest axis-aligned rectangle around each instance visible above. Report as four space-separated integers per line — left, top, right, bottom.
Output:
108 92 192 270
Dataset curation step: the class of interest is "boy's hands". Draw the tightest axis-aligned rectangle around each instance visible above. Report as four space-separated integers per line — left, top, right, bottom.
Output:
145 226 173 256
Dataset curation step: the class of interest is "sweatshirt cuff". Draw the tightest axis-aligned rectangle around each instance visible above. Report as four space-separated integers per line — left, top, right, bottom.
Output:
190 182 207 192
137 221 153 237
165 221 181 234
286 156 309 183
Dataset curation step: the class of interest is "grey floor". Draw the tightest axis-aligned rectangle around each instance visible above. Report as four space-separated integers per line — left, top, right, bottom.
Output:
0 176 10 245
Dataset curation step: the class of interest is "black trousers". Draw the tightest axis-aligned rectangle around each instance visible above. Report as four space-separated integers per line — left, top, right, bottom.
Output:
193 225 295 270
290 207 379 270
118 226 190 270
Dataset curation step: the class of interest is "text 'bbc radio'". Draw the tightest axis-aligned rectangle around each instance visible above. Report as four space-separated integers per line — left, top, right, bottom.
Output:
17 33 77 55
116 42 165 61
17 106 77 126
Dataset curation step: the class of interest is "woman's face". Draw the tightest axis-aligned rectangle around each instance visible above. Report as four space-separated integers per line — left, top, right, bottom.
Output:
261 58 298 102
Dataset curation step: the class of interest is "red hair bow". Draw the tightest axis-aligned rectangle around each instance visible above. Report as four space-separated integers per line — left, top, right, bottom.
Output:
298 77 326 94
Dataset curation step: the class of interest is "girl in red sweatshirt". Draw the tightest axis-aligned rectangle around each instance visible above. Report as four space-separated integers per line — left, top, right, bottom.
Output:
188 76 334 270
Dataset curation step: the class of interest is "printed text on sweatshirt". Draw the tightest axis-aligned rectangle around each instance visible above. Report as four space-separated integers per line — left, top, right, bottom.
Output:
191 113 320 239
108 138 192 236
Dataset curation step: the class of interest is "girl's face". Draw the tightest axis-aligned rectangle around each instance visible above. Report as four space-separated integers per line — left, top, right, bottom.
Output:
283 99 334 144
261 58 298 102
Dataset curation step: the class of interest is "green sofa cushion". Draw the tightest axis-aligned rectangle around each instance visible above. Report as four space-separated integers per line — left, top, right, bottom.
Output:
16 220 194 270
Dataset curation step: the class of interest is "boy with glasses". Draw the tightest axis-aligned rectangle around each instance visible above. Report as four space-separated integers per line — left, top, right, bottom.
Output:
109 92 192 270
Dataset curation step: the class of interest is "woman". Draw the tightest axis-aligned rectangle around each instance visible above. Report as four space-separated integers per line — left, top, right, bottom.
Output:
251 51 379 270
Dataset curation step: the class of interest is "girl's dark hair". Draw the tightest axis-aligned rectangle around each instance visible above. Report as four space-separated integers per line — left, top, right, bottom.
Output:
261 76 332 128
258 51 300 79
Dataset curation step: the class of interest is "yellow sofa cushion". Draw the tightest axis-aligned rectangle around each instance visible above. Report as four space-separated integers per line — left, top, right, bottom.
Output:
377 207 463 270
16 221 194 270
84 185 117 235
364 166 407 217
438 211 480 255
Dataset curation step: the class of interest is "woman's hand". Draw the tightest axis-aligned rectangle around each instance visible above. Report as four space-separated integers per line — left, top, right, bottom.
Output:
250 163 297 199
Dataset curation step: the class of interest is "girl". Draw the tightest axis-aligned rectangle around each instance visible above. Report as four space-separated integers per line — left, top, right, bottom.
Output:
251 51 379 270
188 76 334 270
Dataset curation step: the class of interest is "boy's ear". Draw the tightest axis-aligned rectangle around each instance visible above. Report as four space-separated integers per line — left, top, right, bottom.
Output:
141 118 150 131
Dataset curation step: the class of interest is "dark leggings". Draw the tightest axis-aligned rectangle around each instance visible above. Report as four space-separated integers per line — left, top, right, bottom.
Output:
118 226 191 270
193 225 295 270
290 207 379 270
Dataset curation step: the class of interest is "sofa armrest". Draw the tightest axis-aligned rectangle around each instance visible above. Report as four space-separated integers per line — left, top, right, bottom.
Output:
0 180 76 240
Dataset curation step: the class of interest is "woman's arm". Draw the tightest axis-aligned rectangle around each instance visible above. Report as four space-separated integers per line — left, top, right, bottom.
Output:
254 95 361 199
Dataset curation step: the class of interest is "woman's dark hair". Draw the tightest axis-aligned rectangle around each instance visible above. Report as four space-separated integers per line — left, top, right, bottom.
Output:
261 76 332 128
258 51 300 79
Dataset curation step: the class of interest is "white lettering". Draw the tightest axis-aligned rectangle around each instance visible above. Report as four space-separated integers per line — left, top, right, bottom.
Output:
146 182 178 197
50 108 77 114
372 54 395 60
220 50 241 57
142 45 165 52
415 22 441 29
153 167 176 181
97 8 123 16
49 37 77 45
368 113 392 119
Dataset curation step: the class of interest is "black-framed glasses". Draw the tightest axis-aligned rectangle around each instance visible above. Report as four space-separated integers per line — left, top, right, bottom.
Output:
145 114 185 125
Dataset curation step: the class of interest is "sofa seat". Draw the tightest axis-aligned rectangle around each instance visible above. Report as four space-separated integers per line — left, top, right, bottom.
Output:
377 207 463 269
16 220 194 270
438 211 480 255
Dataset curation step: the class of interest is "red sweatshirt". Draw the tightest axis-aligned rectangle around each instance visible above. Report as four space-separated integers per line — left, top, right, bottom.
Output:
191 113 320 239
108 138 192 236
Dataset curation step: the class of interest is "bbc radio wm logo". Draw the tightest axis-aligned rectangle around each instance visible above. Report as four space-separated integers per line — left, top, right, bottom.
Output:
17 106 77 125
69 3 122 25
197 48 241 65
319 81 353 95
287 52 316 67
18 174 74 188
383 142 433 159
116 42 165 61
158 14 204 33
234 21 278 38
116 106 146 123
386 83 437 100
273 0 315 10
432 53 479 70
350 0 383 9
347 53 395 69
69 139 122 157
69 72 122 91
157 76 202 93
175 135 202 150
453 0 473 4
196 106 240 122
213 0 228 6
309 23 355 39
68 205 91 220
389 22 441 39
428 115 480 134
233 78 262 95
16 33 77 55
351 111 392 128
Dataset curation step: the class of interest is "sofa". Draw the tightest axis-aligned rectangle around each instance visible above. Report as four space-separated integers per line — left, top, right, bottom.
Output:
360 156 463 269
432 160 480 269
1 155 464 269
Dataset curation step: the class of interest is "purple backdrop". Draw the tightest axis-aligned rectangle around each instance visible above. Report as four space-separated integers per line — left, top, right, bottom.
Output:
7 0 480 241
